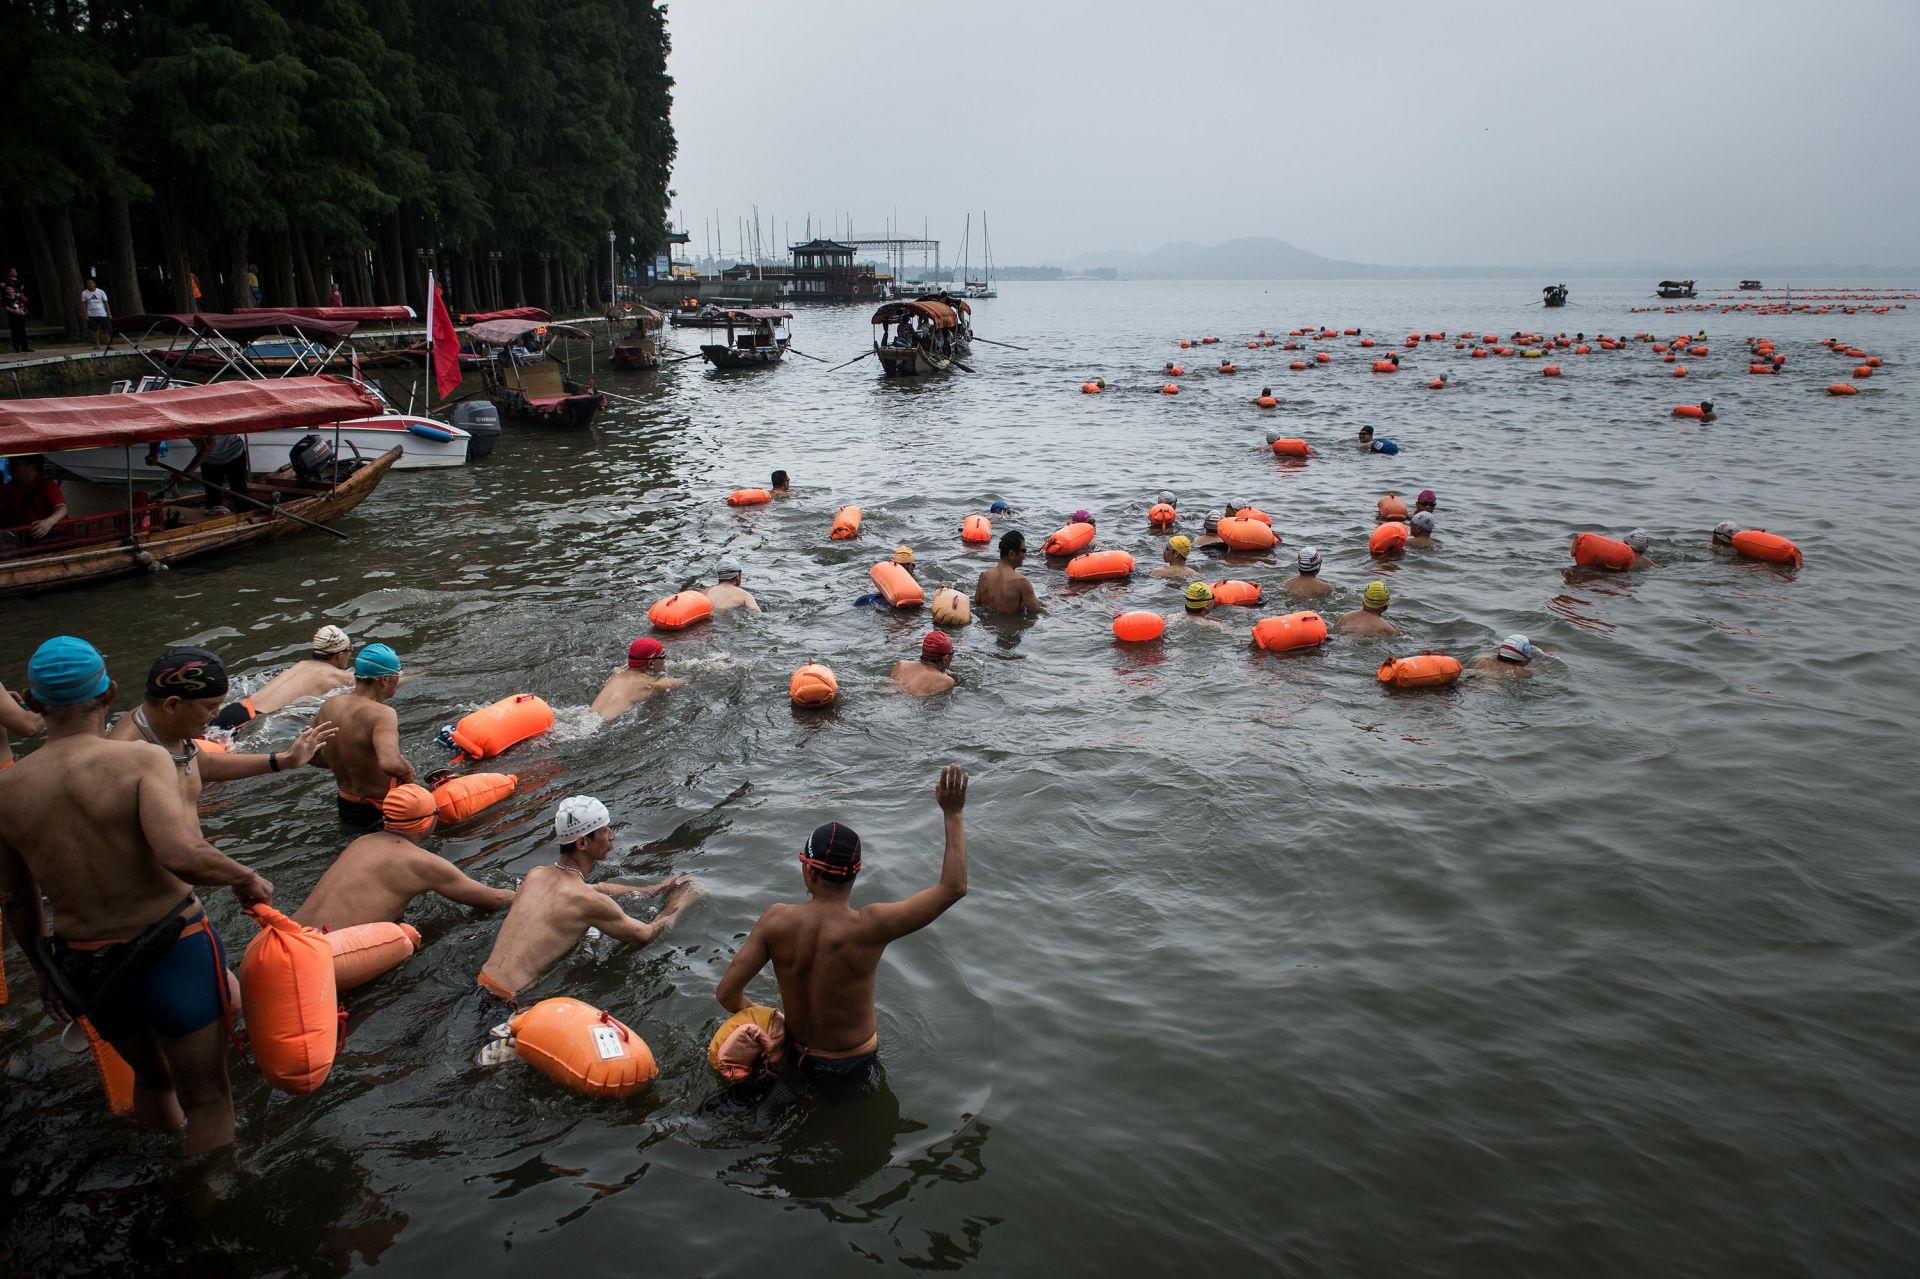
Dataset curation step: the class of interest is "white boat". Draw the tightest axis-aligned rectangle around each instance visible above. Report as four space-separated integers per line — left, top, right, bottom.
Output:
957 213 997 299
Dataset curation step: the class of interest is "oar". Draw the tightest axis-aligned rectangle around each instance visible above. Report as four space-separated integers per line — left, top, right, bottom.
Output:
152 459 349 541
826 350 875 373
597 388 655 407
968 336 1028 351
948 357 976 373
663 351 706 365
784 346 830 363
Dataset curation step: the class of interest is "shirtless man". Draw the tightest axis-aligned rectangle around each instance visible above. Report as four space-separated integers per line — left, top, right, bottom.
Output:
107 647 334 818
1 678 43 768
1193 510 1226 551
770 470 790 495
309 644 413 828
293 784 512 931
1336 580 1401 637
973 530 1044 616
1407 512 1440 549
589 638 687 721
1151 536 1197 580
475 796 704 1005
890 632 956 697
1283 546 1334 599
706 558 760 613
0 637 273 1155
218 624 357 729
1469 634 1541 678
715 765 969 1090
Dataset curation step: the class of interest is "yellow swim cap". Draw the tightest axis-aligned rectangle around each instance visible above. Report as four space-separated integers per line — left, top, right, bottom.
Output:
1184 581 1214 609
1363 580 1391 609
1168 535 1192 557
892 545 915 565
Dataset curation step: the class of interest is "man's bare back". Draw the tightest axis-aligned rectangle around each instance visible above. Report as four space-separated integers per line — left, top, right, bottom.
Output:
890 659 955 697
1285 574 1334 599
312 690 412 800
1335 609 1400 637
246 659 352 715
706 581 760 613
479 864 698 998
974 564 1042 616
294 832 512 931
589 669 686 721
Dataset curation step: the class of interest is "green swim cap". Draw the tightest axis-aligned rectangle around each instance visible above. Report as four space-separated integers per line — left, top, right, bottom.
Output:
1184 581 1214 610
1363 581 1391 609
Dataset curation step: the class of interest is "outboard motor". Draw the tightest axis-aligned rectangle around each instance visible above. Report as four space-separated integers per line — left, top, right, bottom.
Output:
288 434 367 485
451 400 502 460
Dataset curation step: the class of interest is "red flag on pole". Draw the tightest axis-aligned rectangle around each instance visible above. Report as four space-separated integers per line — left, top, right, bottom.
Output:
429 273 461 401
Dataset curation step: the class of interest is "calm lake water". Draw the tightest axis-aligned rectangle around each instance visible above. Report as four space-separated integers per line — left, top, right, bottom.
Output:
4 279 1917 1276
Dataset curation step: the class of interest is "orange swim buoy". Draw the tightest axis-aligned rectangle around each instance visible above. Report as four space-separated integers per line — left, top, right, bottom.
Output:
961 514 992 544
1256 396 1277 408
328 922 421 991
1690 346 1709 356
510 997 657 1099
1672 365 1689 378
1289 361 1308 370
1368 522 1409 556
1672 405 1707 419
1251 611 1328 652
1236 506 1273 526
446 694 554 761
1081 382 1101 394
1853 365 1872 378
869 561 924 607
1147 502 1177 529
1043 522 1096 556
1314 352 1331 364
649 590 714 631
1377 653 1463 689
238 904 339 1095
1542 365 1561 376
1571 531 1635 570
1202 336 1218 344
1217 517 1278 551
1748 364 1775 374
1730 529 1802 567
1066 549 1135 581
1218 363 1237 374
789 662 838 707
1271 438 1312 457
1209 579 1262 606
1866 356 1882 367
1827 383 1858 395
1371 360 1398 373
726 488 771 507
931 587 971 627
433 771 518 823
708 1005 786 1079
1377 494 1409 522
1428 378 1446 389
1112 611 1166 642
1179 339 1191 349
829 505 863 540
1360 338 1376 347
1161 383 1180 395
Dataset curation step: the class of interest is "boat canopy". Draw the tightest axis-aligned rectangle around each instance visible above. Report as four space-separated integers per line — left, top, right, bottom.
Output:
113 311 362 340
0 376 386 454
466 318 595 347
235 305 414 322
870 299 964 330
461 306 552 324
711 307 792 322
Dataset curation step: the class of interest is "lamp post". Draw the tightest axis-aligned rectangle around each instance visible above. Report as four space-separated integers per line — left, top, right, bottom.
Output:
608 229 617 307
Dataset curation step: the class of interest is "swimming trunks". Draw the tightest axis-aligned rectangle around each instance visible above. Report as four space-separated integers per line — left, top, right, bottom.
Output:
792 1033 881 1082
214 697 256 731
43 896 230 1043
337 788 386 828
475 970 518 1006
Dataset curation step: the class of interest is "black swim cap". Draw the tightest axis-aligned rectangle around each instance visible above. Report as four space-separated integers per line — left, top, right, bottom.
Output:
146 646 229 701
801 822 862 881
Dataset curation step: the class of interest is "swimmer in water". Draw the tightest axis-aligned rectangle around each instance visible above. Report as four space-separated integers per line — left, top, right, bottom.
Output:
1068 509 1094 529
1283 546 1333 599
293 784 513 931
1414 489 1438 516
475 796 704 1006
309 644 415 829
1407 512 1440 549
1711 521 1737 551
0 638 273 1155
1181 580 1221 624
973 530 1044 616
1336 580 1401 637
590 638 688 721
1193 510 1226 551
1698 399 1716 423
715 765 969 1096
1152 535 1197 580
989 499 1013 516
770 469 790 494
1469 634 1545 678
1357 425 1376 451
892 545 918 577
706 557 760 613
1624 528 1656 569
891 632 956 697
219 624 359 728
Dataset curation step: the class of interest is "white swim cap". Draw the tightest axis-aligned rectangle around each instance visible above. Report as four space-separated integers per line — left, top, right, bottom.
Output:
1411 511 1435 533
1156 490 1177 507
1297 546 1322 572
1497 635 1534 665
555 795 611 845
1625 528 1650 552
311 624 351 654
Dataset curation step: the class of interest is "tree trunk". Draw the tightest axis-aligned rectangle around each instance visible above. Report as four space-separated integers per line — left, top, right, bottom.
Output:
26 206 86 340
154 184 196 310
292 228 318 306
271 232 295 309
459 252 478 316
354 246 375 306
228 228 250 311
102 192 146 315
507 254 524 308
382 214 406 307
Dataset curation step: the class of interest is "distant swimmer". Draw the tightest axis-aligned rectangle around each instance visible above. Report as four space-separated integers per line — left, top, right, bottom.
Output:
1357 426 1376 451
1698 399 1716 422
771 469 790 495
216 624 359 730
1624 528 1656 569
989 500 1013 515
589 638 687 721
1193 510 1226 551
714 765 969 1096
1152 535 1197 580
892 545 919 577
1336 580 1401 637
1407 512 1440 549
294 784 513 931
1414 489 1437 516
0 637 273 1154
1 677 44 768
310 644 414 828
1283 546 1333 599
475 796 704 1007
706 557 761 613
974 530 1044 616
1711 521 1736 551
1182 580 1221 624
107 647 333 821
891 632 956 697
1470 634 1542 678
1069 509 1095 529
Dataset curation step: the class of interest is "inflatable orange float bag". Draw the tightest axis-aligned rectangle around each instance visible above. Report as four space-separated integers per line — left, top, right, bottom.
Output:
1571 532 1635 571
708 1005 786 1080
869 561 924 607
511 997 657 1098
931 587 972 627
1112 611 1166 642
432 772 518 823
442 695 553 762
961 514 992 544
1252 612 1329 653
1731 530 1802 567
726 488 771 507
789 662 838 708
1369 523 1409 556
1378 653 1463 689
1217 518 1278 551
1043 522 1096 556
648 591 713 631
82 1017 135 1117
238 904 340 1095
830 505 863 540
328 922 421 991
1066 550 1135 581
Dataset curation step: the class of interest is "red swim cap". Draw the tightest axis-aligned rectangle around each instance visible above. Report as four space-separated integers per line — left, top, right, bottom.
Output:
627 637 666 667
921 631 954 660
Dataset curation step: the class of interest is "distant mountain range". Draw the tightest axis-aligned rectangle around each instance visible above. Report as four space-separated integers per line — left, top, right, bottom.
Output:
1051 237 1916 281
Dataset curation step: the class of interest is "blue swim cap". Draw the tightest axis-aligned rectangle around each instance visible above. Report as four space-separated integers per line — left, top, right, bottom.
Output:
354 643 402 678
1370 439 1400 455
28 636 110 707
989 501 1011 514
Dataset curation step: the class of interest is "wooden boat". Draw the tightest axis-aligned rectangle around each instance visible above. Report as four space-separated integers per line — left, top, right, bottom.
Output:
1656 279 1697 299
670 297 757 328
610 304 667 370
1542 284 1569 307
870 295 973 377
468 318 607 426
1 377 397 596
698 307 792 369
1739 279 1763 291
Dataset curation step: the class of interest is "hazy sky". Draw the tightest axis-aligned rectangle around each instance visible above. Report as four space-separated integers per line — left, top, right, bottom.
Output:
667 1 1920 268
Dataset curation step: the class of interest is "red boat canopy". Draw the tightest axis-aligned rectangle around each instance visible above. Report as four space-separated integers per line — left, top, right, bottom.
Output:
460 306 551 324
0 377 386 454
714 307 793 322
236 305 414 323
870 299 963 330
113 311 361 340
466 319 594 346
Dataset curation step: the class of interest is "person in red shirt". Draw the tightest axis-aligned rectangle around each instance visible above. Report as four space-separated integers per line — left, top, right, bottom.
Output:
0 455 67 541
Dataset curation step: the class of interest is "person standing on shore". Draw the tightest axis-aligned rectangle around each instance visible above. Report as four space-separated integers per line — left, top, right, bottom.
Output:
80 278 111 349
3 268 29 353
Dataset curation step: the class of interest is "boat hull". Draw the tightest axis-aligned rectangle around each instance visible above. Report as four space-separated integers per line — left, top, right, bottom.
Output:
875 344 959 377
700 343 787 369
48 417 470 482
